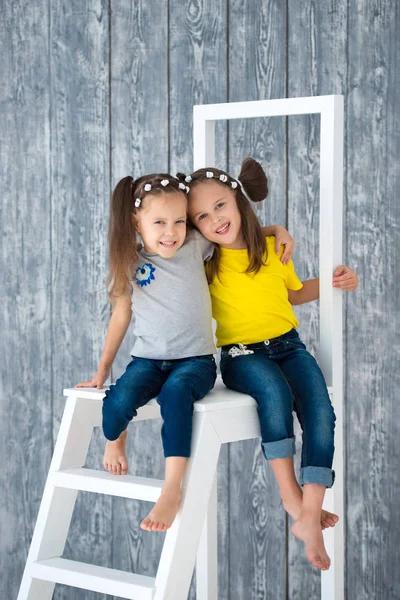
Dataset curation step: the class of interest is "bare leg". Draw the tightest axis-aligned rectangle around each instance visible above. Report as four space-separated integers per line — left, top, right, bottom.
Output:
292 483 331 570
270 457 338 529
103 429 128 475
140 456 187 532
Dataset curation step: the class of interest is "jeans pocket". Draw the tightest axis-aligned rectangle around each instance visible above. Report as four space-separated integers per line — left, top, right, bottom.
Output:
285 338 307 350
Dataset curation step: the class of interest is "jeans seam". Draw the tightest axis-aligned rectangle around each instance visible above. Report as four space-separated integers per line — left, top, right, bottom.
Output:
142 381 165 407
158 362 217 405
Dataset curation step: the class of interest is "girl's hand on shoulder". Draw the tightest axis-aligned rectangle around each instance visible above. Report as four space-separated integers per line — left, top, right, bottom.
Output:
274 225 294 265
332 265 359 291
75 366 111 389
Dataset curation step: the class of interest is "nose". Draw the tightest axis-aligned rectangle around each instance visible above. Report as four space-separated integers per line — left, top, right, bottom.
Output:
212 214 222 225
165 223 177 237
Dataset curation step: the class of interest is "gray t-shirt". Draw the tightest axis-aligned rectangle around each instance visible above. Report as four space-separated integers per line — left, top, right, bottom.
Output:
130 230 216 360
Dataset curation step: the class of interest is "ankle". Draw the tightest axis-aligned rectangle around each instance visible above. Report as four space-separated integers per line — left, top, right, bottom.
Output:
281 488 302 505
298 509 320 523
161 484 182 497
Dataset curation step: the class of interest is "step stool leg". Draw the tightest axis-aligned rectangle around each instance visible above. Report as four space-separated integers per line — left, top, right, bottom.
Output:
17 395 100 600
154 413 221 600
196 473 218 600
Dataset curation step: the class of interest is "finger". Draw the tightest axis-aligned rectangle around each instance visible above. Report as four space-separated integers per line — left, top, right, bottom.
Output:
332 273 353 283
275 240 281 255
333 276 357 287
281 244 293 264
334 265 347 276
75 381 92 388
334 282 355 291
280 249 290 264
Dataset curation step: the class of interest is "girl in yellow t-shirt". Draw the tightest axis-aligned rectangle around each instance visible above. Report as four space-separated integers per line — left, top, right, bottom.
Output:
182 158 358 572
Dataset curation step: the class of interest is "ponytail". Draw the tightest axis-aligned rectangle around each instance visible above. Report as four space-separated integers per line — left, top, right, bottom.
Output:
108 176 138 300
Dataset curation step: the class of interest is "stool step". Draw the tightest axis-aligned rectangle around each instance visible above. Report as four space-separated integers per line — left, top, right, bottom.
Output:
29 558 156 599
51 468 163 502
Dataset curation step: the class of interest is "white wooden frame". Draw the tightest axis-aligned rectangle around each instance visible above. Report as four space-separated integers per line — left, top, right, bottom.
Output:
193 95 344 600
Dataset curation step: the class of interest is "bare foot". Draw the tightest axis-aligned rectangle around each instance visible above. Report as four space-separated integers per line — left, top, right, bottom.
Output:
103 430 128 475
282 495 338 530
292 514 331 571
140 488 182 532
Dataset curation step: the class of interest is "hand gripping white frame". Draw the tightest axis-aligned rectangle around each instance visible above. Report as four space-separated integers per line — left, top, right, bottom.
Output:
193 95 344 600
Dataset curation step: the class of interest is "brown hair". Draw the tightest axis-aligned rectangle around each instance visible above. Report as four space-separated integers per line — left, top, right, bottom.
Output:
108 174 187 300
178 157 268 283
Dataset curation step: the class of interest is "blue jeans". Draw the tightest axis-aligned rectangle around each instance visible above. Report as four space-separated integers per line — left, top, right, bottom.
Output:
220 329 336 487
102 355 217 457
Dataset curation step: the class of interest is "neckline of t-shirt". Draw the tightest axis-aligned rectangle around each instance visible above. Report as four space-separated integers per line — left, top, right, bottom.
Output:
219 236 275 256
219 245 248 254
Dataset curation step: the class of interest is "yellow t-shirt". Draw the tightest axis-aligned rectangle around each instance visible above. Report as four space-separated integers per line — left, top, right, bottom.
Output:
208 236 303 347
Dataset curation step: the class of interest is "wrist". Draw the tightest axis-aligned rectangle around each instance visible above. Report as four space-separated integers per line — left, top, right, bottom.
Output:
99 359 113 371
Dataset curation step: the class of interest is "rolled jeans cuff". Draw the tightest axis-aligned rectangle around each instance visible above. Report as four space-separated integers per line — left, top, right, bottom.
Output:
262 437 296 460
300 466 335 488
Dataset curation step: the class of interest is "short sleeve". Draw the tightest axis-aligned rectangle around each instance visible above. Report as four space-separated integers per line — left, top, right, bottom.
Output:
285 260 303 291
191 229 215 262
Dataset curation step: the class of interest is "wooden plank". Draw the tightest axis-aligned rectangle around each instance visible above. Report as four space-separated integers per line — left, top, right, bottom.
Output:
287 2 347 597
49 2 111 599
346 2 400 599
169 2 228 598
228 1 288 598
0 3 52 600
109 0 170 586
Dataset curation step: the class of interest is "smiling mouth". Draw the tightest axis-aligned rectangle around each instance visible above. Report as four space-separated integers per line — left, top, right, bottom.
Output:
215 222 230 234
160 240 177 247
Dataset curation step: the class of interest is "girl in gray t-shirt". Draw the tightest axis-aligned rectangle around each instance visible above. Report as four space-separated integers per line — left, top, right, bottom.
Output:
76 172 217 533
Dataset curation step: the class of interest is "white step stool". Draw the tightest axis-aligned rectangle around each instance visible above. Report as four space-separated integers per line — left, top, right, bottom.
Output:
17 377 340 600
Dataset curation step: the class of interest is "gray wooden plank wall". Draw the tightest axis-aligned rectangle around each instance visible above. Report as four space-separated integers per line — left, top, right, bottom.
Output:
0 1 398 599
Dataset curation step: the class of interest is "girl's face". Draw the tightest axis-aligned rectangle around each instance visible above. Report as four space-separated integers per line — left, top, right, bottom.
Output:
136 191 187 258
188 181 245 249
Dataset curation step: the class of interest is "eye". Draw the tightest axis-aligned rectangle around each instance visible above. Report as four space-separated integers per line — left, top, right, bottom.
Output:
176 219 186 224
198 213 207 221
216 202 224 209
155 221 164 225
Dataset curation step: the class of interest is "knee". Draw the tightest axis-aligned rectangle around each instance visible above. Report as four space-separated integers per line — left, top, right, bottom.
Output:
102 387 137 440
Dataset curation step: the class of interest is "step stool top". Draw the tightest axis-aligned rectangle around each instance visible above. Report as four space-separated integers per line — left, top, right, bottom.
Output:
64 376 257 412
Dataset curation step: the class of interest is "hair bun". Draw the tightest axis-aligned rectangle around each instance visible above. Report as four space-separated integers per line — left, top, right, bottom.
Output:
238 157 268 203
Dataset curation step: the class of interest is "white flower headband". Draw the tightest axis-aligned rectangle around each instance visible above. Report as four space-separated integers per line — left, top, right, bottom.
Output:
134 179 190 208
187 170 252 203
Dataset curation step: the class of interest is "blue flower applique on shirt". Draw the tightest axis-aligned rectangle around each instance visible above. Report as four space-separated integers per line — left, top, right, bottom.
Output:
135 263 156 287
